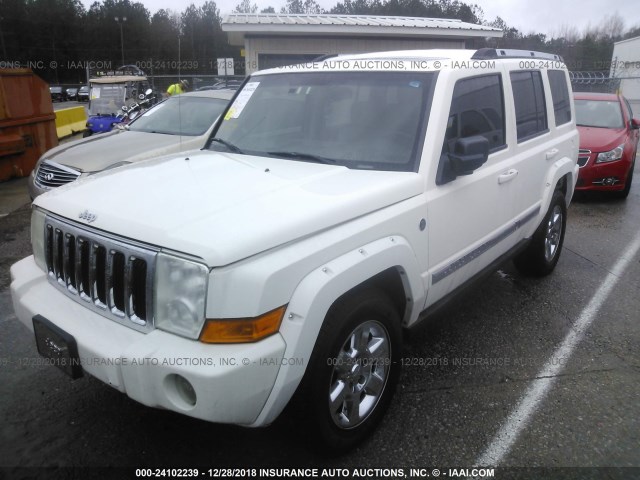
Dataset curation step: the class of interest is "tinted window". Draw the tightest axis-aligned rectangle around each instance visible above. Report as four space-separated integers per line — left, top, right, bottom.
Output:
442 74 505 154
548 70 572 126
510 71 548 141
436 74 504 185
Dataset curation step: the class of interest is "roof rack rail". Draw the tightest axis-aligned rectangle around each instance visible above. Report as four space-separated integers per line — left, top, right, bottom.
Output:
472 48 564 63
313 53 340 62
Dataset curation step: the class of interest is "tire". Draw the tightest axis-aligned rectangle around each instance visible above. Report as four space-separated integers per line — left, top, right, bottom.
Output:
296 288 402 452
514 189 567 277
614 158 635 199
82 130 92 138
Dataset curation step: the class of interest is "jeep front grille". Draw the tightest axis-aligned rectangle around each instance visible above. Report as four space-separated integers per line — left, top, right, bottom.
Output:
44 215 157 332
35 160 81 188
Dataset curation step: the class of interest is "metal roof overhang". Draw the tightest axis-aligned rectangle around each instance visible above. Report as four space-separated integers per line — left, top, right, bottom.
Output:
223 24 503 46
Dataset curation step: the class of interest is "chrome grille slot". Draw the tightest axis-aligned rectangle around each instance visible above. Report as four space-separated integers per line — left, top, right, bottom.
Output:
43 215 157 333
35 160 81 188
77 238 90 301
130 259 147 322
53 228 64 285
64 233 77 293
108 251 126 317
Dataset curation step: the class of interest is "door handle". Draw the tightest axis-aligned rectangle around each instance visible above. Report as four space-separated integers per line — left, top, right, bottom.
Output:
498 169 518 184
546 148 559 160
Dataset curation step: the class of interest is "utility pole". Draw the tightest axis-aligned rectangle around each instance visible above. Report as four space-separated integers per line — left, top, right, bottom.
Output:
115 16 127 67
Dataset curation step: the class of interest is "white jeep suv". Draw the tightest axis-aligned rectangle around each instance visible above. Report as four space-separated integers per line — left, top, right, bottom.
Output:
11 48 578 449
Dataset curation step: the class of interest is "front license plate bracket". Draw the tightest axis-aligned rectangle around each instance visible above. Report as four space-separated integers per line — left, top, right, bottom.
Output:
32 315 83 379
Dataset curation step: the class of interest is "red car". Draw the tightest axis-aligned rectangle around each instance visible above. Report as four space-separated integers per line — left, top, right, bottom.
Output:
574 92 639 198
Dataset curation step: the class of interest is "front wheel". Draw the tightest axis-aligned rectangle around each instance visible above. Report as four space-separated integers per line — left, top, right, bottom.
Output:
296 288 402 452
514 189 567 277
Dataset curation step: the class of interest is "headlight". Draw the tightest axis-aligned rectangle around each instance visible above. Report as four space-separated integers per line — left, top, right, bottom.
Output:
596 143 625 163
154 253 208 339
31 207 46 272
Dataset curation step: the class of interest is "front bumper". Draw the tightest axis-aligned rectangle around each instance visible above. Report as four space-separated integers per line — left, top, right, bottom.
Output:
27 169 46 200
575 156 632 191
10 256 286 426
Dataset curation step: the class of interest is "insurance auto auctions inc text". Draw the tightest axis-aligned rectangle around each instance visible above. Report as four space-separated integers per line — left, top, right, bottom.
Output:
252 468 495 478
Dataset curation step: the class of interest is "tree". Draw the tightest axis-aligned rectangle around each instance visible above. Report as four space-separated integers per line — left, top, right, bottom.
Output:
281 0 324 14
2 0 636 83
149 9 180 69
233 0 258 13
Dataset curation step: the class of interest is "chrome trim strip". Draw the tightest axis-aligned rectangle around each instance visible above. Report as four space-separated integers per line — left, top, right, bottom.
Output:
40 160 82 176
432 206 540 285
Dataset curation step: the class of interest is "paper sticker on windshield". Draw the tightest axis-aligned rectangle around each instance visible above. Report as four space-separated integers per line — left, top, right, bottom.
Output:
224 82 259 120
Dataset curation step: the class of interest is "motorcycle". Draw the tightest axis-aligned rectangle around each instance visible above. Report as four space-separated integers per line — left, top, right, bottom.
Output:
118 89 154 125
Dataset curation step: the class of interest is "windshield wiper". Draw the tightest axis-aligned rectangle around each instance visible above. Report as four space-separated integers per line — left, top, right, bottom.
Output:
209 137 244 154
267 151 336 164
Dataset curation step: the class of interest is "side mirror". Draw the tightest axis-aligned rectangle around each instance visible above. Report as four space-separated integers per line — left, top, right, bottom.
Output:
121 105 128 112
448 135 490 176
631 118 640 130
139 93 145 100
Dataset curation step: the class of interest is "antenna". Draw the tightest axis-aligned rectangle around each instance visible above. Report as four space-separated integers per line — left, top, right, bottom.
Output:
178 29 183 151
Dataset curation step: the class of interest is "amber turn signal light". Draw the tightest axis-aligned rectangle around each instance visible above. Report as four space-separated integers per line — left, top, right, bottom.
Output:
199 306 286 344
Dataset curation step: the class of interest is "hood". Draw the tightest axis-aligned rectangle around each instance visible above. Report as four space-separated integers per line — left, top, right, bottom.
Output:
577 126 627 152
35 151 423 266
40 130 203 173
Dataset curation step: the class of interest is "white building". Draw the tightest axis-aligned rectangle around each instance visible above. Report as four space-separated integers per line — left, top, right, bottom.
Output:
610 36 640 111
222 13 502 74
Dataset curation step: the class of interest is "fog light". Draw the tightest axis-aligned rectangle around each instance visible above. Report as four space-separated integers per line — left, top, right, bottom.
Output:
165 374 197 408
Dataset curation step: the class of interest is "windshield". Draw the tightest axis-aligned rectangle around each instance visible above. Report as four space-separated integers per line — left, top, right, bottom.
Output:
129 96 229 136
209 71 435 171
575 99 624 129
89 83 127 115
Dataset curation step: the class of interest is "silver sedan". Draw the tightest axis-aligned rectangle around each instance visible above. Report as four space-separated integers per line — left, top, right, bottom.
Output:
29 89 235 199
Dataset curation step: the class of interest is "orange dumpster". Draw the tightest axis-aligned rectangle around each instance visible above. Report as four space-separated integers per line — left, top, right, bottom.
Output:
0 69 58 181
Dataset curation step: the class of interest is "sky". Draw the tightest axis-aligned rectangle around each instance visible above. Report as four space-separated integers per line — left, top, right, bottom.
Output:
82 0 640 38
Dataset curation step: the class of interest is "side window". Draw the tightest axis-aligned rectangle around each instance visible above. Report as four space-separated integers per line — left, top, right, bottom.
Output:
510 71 548 141
437 74 505 185
442 74 506 154
548 70 572 126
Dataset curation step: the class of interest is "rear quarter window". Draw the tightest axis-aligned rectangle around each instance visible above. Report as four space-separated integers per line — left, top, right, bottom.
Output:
548 70 572 126
510 71 548 141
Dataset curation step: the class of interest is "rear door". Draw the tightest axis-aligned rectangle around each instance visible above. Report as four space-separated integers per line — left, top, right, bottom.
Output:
506 68 574 238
